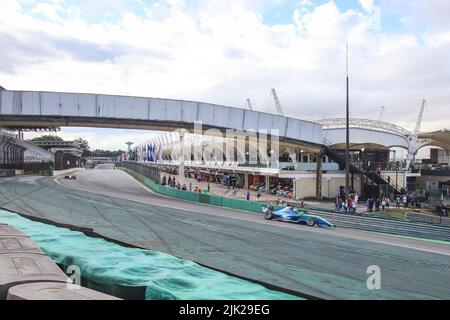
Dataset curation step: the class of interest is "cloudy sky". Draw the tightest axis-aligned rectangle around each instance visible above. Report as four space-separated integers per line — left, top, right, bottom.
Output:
0 0 449 151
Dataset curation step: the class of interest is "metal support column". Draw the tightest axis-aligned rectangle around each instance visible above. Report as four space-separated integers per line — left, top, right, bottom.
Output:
178 130 185 186
316 152 323 200
345 43 350 200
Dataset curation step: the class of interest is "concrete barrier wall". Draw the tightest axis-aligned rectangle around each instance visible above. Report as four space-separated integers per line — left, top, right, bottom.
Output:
0 224 68 300
118 165 276 214
7 282 121 300
0 223 120 300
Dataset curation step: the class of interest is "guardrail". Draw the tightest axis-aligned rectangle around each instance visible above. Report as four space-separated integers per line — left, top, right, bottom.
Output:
307 211 450 242
406 211 450 228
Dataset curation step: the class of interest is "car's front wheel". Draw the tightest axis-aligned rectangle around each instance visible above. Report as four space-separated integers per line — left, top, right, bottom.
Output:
264 211 274 220
306 217 315 226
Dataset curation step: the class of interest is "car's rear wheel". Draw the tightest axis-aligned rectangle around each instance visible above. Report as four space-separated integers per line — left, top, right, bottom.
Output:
264 211 274 220
306 218 315 226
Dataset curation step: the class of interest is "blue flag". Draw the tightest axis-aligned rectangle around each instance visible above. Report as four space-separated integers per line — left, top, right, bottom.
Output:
151 144 155 162
151 145 157 162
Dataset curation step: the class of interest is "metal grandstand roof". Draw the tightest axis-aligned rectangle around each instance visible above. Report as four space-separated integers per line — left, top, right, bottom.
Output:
317 118 411 136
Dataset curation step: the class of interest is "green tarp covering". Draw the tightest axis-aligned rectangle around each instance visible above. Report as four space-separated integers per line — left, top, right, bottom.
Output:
0 209 300 300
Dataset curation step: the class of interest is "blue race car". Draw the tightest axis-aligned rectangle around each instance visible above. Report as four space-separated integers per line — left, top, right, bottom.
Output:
261 205 336 228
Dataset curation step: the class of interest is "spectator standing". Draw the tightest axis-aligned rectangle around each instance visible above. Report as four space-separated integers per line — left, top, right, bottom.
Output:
335 196 340 211
369 198 374 212
354 193 359 206
402 195 408 208
375 198 381 211
344 199 349 213
246 191 251 201
441 204 449 217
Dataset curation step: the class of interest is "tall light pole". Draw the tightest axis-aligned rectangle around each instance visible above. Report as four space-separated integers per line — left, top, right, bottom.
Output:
345 43 350 200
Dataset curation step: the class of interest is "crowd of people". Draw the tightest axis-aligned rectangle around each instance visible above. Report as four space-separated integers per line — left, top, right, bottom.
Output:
334 191 450 218
334 193 359 213
365 195 391 212
334 193 413 214
160 175 208 194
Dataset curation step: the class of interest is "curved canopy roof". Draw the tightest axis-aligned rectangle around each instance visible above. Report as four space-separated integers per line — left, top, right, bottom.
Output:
419 129 450 152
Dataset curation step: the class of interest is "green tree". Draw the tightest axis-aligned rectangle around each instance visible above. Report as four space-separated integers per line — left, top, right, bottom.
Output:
86 150 124 158
30 135 64 142
73 138 90 151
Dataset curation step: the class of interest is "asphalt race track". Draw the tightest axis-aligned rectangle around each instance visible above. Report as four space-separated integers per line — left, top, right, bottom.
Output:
0 165 449 299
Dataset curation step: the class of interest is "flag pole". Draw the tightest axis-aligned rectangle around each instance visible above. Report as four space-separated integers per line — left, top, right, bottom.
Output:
345 43 350 201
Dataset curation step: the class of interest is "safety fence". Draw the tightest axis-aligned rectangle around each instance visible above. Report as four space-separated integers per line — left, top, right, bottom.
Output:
0 169 15 178
117 161 160 183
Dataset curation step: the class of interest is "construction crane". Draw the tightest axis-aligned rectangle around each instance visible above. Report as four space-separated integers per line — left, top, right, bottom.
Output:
405 99 426 170
271 88 284 116
413 100 426 139
246 98 254 111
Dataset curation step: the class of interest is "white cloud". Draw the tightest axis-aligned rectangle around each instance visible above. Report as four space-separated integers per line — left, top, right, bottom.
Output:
358 0 374 13
1 0 449 148
31 1 64 22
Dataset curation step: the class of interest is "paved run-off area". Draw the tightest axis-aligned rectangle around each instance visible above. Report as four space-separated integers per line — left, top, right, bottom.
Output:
0 166 449 299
